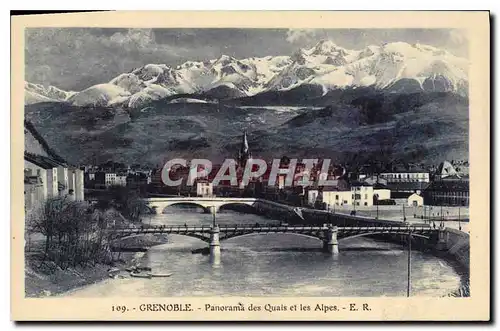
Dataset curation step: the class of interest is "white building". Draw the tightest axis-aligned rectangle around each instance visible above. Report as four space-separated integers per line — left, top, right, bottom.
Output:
373 186 391 201
24 153 85 212
196 180 213 197
115 173 128 186
408 193 424 207
323 190 353 207
24 122 84 213
351 182 374 207
379 171 429 183
306 189 319 206
105 173 117 187
24 169 46 211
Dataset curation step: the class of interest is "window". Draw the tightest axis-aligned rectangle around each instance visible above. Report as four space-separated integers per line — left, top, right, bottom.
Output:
364 202 367 206
335 195 339 200
364 194 368 199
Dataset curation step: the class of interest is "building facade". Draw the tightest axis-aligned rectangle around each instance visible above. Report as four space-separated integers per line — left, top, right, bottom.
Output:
408 193 424 207
351 182 374 207
196 180 214 197
24 153 85 213
379 171 430 183
323 190 353 207
423 178 469 206
24 120 84 213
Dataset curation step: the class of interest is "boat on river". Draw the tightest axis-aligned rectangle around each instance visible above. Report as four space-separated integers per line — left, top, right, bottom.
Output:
130 272 152 279
150 273 173 278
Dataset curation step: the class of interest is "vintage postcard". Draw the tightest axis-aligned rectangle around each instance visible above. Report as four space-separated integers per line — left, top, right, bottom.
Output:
11 11 490 321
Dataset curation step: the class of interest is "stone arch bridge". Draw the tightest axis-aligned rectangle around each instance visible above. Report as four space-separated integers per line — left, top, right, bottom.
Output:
146 197 295 214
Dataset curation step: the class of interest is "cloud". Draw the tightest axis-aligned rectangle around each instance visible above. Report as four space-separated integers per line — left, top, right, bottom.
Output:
25 28 189 90
449 29 467 45
107 29 156 49
286 29 318 44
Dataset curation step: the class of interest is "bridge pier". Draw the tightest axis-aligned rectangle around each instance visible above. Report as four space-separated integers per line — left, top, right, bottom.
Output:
323 225 339 255
209 225 221 259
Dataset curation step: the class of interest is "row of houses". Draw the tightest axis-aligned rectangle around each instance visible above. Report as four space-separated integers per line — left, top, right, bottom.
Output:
308 181 391 208
143 157 468 209
304 160 469 209
85 170 152 188
24 122 84 213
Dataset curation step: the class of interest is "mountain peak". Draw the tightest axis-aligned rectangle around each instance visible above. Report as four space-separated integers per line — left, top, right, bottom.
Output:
215 54 236 64
309 40 345 56
25 41 468 108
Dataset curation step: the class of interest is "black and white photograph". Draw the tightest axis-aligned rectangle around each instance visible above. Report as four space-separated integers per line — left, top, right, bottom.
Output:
11 10 490 321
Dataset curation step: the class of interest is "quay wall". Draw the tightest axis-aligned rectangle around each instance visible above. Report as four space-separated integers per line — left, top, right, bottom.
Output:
255 201 470 272
443 227 470 270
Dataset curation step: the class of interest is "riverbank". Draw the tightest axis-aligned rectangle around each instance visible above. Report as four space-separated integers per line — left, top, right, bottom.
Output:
368 226 470 296
25 233 168 297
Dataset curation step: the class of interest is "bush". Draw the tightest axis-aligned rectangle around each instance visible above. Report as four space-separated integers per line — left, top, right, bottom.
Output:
27 197 119 269
95 186 151 222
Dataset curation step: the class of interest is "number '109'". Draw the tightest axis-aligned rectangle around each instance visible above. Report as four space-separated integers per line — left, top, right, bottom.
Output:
111 305 128 313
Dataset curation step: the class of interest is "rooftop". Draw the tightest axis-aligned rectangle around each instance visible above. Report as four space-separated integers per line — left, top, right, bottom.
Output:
424 179 470 192
386 181 430 191
25 152 66 169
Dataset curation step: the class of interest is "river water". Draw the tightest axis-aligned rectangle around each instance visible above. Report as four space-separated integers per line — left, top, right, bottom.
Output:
65 207 463 297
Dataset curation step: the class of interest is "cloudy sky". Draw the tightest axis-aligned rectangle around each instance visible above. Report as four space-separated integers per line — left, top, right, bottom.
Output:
25 28 468 91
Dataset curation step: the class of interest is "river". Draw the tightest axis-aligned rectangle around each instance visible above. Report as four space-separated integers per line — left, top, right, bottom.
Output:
64 207 464 297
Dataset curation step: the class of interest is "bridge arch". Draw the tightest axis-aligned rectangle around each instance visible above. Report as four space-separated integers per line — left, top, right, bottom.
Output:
339 232 431 241
154 202 211 214
111 232 211 244
220 231 324 242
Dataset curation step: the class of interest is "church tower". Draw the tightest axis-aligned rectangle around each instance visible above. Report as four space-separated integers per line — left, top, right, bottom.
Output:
237 130 252 167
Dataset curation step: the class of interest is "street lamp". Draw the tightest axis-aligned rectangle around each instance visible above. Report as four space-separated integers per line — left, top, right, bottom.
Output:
459 202 464 231
458 206 461 231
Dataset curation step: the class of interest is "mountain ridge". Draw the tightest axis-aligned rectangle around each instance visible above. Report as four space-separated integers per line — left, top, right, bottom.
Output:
25 40 469 108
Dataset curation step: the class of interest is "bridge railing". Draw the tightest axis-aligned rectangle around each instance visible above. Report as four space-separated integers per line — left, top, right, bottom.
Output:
109 224 437 235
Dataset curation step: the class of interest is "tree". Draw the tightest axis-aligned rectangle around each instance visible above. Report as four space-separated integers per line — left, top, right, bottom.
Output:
29 197 117 269
96 186 151 222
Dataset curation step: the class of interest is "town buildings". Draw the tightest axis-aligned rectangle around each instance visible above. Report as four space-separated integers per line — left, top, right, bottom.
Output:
379 169 430 183
86 165 152 189
422 161 469 206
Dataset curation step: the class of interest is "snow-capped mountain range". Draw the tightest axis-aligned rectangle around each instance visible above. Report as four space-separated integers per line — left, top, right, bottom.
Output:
25 40 469 108
25 81 76 105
